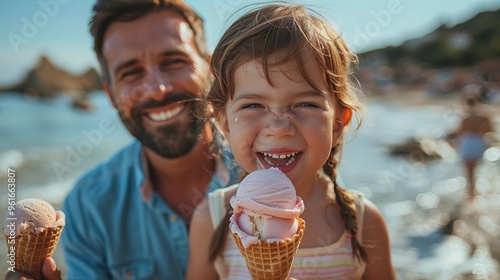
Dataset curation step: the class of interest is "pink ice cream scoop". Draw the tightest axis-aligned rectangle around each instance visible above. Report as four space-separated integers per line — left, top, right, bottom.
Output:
3 198 65 236
230 167 304 248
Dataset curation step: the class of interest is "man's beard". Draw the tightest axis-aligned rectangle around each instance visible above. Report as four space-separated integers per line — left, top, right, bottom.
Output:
118 93 208 159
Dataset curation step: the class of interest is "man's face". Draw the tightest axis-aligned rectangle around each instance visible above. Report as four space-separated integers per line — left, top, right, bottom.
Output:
102 10 210 158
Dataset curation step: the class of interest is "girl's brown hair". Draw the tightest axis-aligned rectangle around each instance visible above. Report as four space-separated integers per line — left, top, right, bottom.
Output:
207 3 367 262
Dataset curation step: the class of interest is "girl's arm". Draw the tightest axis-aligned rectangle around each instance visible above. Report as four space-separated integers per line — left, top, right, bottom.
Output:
186 199 219 280
361 200 397 280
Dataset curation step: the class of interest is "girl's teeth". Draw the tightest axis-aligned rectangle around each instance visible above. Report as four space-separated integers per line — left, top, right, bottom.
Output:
262 152 298 166
263 152 298 159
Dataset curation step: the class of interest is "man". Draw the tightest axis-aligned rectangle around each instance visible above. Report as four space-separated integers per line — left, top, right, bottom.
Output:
6 0 239 279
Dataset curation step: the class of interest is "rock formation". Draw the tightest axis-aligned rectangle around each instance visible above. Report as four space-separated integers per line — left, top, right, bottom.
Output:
0 55 102 101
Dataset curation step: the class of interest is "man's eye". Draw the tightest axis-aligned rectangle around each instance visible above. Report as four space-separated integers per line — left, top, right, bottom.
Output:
119 68 142 79
160 59 189 70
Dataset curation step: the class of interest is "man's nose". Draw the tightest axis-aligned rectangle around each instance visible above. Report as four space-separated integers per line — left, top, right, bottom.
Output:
143 70 173 100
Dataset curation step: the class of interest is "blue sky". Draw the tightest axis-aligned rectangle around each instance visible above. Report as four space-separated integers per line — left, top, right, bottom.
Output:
1 0 499 86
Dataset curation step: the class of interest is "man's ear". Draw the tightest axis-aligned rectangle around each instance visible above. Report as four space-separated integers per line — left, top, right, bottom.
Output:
102 81 117 108
332 108 352 146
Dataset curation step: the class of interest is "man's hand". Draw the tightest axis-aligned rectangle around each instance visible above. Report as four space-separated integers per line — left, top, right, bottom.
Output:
5 258 61 280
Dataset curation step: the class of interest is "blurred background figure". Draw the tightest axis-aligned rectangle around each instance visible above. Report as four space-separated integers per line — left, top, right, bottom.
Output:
453 95 494 200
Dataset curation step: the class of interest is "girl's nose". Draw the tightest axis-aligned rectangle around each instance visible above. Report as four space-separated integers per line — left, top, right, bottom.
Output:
263 110 296 137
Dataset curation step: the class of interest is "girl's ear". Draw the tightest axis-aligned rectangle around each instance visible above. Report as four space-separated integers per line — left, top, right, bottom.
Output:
342 107 352 124
332 108 352 146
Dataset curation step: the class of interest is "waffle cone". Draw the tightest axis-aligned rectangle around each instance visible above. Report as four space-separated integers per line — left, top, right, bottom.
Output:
231 218 305 280
4 226 63 280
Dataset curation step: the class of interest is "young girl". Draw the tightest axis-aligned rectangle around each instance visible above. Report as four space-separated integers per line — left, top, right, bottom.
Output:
187 4 396 279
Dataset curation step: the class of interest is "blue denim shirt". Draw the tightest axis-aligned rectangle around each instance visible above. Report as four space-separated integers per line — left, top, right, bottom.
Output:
61 140 239 280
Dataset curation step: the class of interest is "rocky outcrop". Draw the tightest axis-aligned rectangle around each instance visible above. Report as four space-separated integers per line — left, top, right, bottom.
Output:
0 55 102 100
360 9 500 69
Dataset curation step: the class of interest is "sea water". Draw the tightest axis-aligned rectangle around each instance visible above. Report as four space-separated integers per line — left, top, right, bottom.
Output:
0 92 498 278
0 92 132 203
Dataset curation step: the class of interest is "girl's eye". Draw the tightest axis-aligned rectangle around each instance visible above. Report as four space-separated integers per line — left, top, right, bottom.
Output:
241 103 264 109
295 102 318 108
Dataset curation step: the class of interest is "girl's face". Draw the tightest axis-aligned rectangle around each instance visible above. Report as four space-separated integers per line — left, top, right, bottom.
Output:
222 58 346 188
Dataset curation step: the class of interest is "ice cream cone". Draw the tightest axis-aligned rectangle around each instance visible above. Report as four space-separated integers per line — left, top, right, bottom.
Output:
5 224 63 280
232 218 305 280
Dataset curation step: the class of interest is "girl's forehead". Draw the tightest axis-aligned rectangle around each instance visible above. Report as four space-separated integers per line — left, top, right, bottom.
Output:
232 58 337 106
235 57 326 85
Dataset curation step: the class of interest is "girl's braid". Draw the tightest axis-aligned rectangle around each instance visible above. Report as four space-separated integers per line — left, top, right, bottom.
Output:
323 146 368 262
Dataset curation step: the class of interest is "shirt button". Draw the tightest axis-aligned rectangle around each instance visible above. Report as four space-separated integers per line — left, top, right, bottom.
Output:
171 214 178 222
125 271 134 279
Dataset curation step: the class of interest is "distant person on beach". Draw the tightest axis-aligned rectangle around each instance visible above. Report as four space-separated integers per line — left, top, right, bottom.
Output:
5 0 240 279
455 95 493 200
